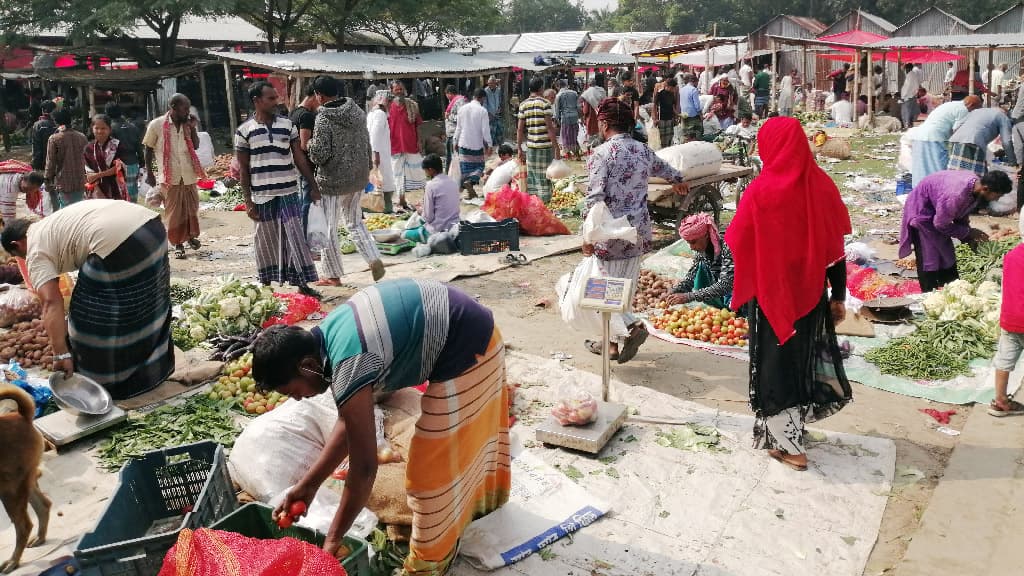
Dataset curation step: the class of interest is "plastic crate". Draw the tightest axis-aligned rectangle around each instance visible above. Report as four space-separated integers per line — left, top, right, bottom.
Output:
211 503 370 576
75 441 237 576
458 218 520 255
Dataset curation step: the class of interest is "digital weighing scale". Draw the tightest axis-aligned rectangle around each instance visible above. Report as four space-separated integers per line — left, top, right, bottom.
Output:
34 406 128 448
535 276 630 454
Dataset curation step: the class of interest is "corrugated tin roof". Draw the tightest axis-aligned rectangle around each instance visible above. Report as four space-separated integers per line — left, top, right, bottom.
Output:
450 34 521 54
588 32 669 42
978 3 1024 30
510 31 590 53
893 7 979 35
33 17 266 43
633 35 740 57
858 11 897 32
213 50 514 78
783 16 828 35
870 33 1024 48
627 34 707 55
582 40 620 54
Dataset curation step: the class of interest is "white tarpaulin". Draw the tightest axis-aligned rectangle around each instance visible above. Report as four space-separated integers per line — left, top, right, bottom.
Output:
452 352 896 576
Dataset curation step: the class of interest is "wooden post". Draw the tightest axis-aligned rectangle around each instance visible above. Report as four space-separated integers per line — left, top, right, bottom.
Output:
969 50 976 96
223 60 238 137
734 41 740 69
704 40 711 93
78 85 88 131
198 66 212 131
770 39 778 112
802 45 808 90
87 85 96 117
988 46 995 105
867 49 874 127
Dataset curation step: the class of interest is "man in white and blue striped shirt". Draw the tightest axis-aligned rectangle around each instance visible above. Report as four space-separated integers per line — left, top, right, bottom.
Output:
236 81 322 299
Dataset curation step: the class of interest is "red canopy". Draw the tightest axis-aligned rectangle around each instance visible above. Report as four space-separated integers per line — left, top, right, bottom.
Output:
815 30 961 64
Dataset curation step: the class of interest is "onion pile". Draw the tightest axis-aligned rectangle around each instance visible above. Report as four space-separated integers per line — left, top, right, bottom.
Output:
0 319 54 369
205 154 235 179
633 270 678 312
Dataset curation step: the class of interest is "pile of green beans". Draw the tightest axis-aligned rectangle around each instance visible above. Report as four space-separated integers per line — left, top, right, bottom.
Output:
865 318 995 381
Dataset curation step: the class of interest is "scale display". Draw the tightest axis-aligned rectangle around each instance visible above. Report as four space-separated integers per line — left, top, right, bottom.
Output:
579 277 632 312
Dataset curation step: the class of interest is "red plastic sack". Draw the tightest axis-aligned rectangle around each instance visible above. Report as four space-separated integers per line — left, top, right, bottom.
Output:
481 186 570 236
263 293 322 327
158 528 347 576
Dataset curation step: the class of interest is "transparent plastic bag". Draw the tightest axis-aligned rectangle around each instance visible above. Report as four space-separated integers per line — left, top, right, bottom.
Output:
0 287 41 328
306 201 330 252
545 159 572 180
551 384 599 426
581 201 638 245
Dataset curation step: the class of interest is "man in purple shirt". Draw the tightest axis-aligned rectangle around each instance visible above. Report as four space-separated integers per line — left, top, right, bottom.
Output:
404 154 460 243
898 170 1012 291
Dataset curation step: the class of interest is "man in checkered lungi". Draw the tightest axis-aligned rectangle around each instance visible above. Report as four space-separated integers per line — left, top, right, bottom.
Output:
516 77 561 202
947 107 1018 178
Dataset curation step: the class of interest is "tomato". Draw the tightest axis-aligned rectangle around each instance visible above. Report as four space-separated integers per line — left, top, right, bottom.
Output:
289 501 307 517
331 468 349 480
277 514 294 529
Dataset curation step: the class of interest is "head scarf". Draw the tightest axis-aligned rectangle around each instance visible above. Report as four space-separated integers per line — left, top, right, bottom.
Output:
962 95 982 109
372 90 390 110
678 213 721 256
597 97 633 132
725 117 851 344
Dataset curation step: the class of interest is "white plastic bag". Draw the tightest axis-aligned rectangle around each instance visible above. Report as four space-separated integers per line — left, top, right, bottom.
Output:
306 202 330 251
581 201 638 245
546 159 572 180
404 212 425 230
556 256 604 334
270 485 378 540
463 209 496 224
448 151 461 182
646 118 662 150
551 384 599 426
197 132 215 168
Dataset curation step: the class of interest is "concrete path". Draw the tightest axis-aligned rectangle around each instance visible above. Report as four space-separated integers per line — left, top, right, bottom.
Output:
896 405 1024 576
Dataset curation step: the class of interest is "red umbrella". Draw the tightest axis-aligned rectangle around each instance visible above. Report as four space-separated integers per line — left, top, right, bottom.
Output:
815 30 961 63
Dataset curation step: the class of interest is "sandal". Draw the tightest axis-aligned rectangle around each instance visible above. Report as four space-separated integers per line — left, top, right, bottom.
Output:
314 278 343 287
174 244 187 259
616 323 649 364
584 339 618 360
188 238 202 250
988 398 1024 417
768 449 808 472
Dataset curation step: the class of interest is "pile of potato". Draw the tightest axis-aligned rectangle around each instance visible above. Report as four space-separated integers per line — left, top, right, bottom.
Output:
205 154 235 179
633 270 678 312
0 319 53 369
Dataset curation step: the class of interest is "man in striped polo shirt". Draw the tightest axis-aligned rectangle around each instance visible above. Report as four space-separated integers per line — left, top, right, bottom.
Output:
516 77 561 202
235 81 322 299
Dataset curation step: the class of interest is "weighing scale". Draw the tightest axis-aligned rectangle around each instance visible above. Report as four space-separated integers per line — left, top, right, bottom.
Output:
34 406 127 448
535 276 630 454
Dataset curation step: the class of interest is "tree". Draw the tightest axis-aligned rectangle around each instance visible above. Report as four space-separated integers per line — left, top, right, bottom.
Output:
306 0 365 50
237 0 318 53
2 0 235 65
502 0 586 33
345 0 501 48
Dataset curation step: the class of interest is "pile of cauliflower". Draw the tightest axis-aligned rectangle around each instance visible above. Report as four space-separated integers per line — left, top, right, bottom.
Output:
172 277 283 350
922 279 1001 330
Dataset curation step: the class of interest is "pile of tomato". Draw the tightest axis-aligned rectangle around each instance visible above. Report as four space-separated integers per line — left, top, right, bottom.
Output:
649 305 749 347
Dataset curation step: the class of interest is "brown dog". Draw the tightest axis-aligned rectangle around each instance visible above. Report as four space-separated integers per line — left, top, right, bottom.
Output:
0 384 51 573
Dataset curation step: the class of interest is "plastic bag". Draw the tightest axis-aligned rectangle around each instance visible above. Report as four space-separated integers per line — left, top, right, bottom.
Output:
157 528 346 576
551 385 599 426
482 186 570 236
449 151 462 182
556 256 604 334
1 361 51 418
360 191 386 213
0 287 41 328
306 201 330 252
404 213 425 230
464 209 496 224
263 293 322 328
270 484 378 540
545 159 572 180
581 201 638 245
646 118 662 150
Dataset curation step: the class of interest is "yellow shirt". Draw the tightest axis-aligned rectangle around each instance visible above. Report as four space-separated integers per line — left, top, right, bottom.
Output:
27 200 159 288
143 116 198 185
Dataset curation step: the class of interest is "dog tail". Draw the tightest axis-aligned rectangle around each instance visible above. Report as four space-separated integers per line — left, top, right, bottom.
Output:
0 384 36 421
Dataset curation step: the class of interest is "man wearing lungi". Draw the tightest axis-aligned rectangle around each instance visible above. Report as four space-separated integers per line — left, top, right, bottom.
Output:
947 107 1018 177
388 81 423 212
1 201 174 399
910 96 981 186
236 81 322 300
516 77 561 202
484 76 505 147
453 89 492 199
144 93 203 259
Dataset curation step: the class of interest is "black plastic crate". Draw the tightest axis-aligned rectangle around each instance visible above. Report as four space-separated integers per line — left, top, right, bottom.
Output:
211 503 370 576
75 441 237 576
459 218 520 255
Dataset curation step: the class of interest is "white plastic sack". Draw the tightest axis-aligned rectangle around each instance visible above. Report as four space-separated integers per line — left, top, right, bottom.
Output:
228 391 338 502
556 257 604 334
987 163 1018 216
306 202 330 251
483 160 518 193
656 142 723 180
459 450 611 569
580 201 638 245
545 159 572 180
197 132 215 168
898 128 917 173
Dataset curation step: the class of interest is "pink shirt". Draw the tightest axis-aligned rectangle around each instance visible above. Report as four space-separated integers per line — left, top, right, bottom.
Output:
1002 245 1024 333
388 101 422 155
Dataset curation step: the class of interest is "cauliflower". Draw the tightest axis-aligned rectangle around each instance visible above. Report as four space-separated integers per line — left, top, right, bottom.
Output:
218 297 241 319
977 281 1000 298
923 291 946 315
189 325 207 341
944 280 973 298
238 296 251 313
245 288 258 300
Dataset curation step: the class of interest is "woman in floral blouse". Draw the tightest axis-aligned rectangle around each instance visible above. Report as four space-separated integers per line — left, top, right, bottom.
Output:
582 98 688 363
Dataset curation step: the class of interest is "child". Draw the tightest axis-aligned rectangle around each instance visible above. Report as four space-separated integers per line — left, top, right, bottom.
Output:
404 154 460 243
989 243 1024 416
482 143 519 195
724 112 757 140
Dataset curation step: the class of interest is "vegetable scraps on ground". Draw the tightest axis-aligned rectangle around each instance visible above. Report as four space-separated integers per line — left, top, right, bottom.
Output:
865 279 1001 381
172 277 282 351
97 394 240 471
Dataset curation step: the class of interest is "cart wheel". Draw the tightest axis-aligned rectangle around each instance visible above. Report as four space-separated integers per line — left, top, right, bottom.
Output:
676 188 722 236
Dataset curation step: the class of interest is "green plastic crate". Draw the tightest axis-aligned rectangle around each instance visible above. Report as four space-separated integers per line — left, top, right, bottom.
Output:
210 503 369 576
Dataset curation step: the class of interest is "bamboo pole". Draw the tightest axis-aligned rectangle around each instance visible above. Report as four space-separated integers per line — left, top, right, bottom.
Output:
867 49 874 127
770 40 777 112
223 60 238 137
198 66 212 131
969 50 976 96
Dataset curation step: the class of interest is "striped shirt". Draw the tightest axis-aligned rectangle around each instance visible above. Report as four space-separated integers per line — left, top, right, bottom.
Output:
518 96 553 149
234 116 300 203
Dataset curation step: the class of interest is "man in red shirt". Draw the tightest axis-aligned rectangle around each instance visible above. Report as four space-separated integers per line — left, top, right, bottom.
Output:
387 81 423 212
989 243 1024 416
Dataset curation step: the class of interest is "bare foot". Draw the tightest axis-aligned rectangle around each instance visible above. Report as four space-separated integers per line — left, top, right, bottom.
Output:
313 278 342 287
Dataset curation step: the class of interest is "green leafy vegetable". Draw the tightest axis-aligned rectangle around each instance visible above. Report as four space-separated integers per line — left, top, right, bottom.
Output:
655 424 728 453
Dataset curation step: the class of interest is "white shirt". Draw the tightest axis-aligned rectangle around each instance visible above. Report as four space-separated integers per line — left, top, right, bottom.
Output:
944 66 956 83
830 100 854 124
739 64 753 88
989 69 1005 92
366 108 391 155
453 100 492 151
901 68 923 100
483 159 518 193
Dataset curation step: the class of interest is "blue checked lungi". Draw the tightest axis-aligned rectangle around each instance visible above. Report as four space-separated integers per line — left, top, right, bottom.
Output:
947 142 986 177
124 163 140 203
253 193 318 286
458 147 486 185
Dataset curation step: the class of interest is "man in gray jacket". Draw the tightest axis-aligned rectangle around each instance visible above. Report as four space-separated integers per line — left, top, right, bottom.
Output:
308 75 385 285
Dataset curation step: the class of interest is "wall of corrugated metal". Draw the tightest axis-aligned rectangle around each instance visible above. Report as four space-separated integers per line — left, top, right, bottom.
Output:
975 5 1024 81
893 10 973 37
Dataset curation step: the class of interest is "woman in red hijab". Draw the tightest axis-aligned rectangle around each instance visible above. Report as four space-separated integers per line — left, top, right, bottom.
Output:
725 117 853 471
